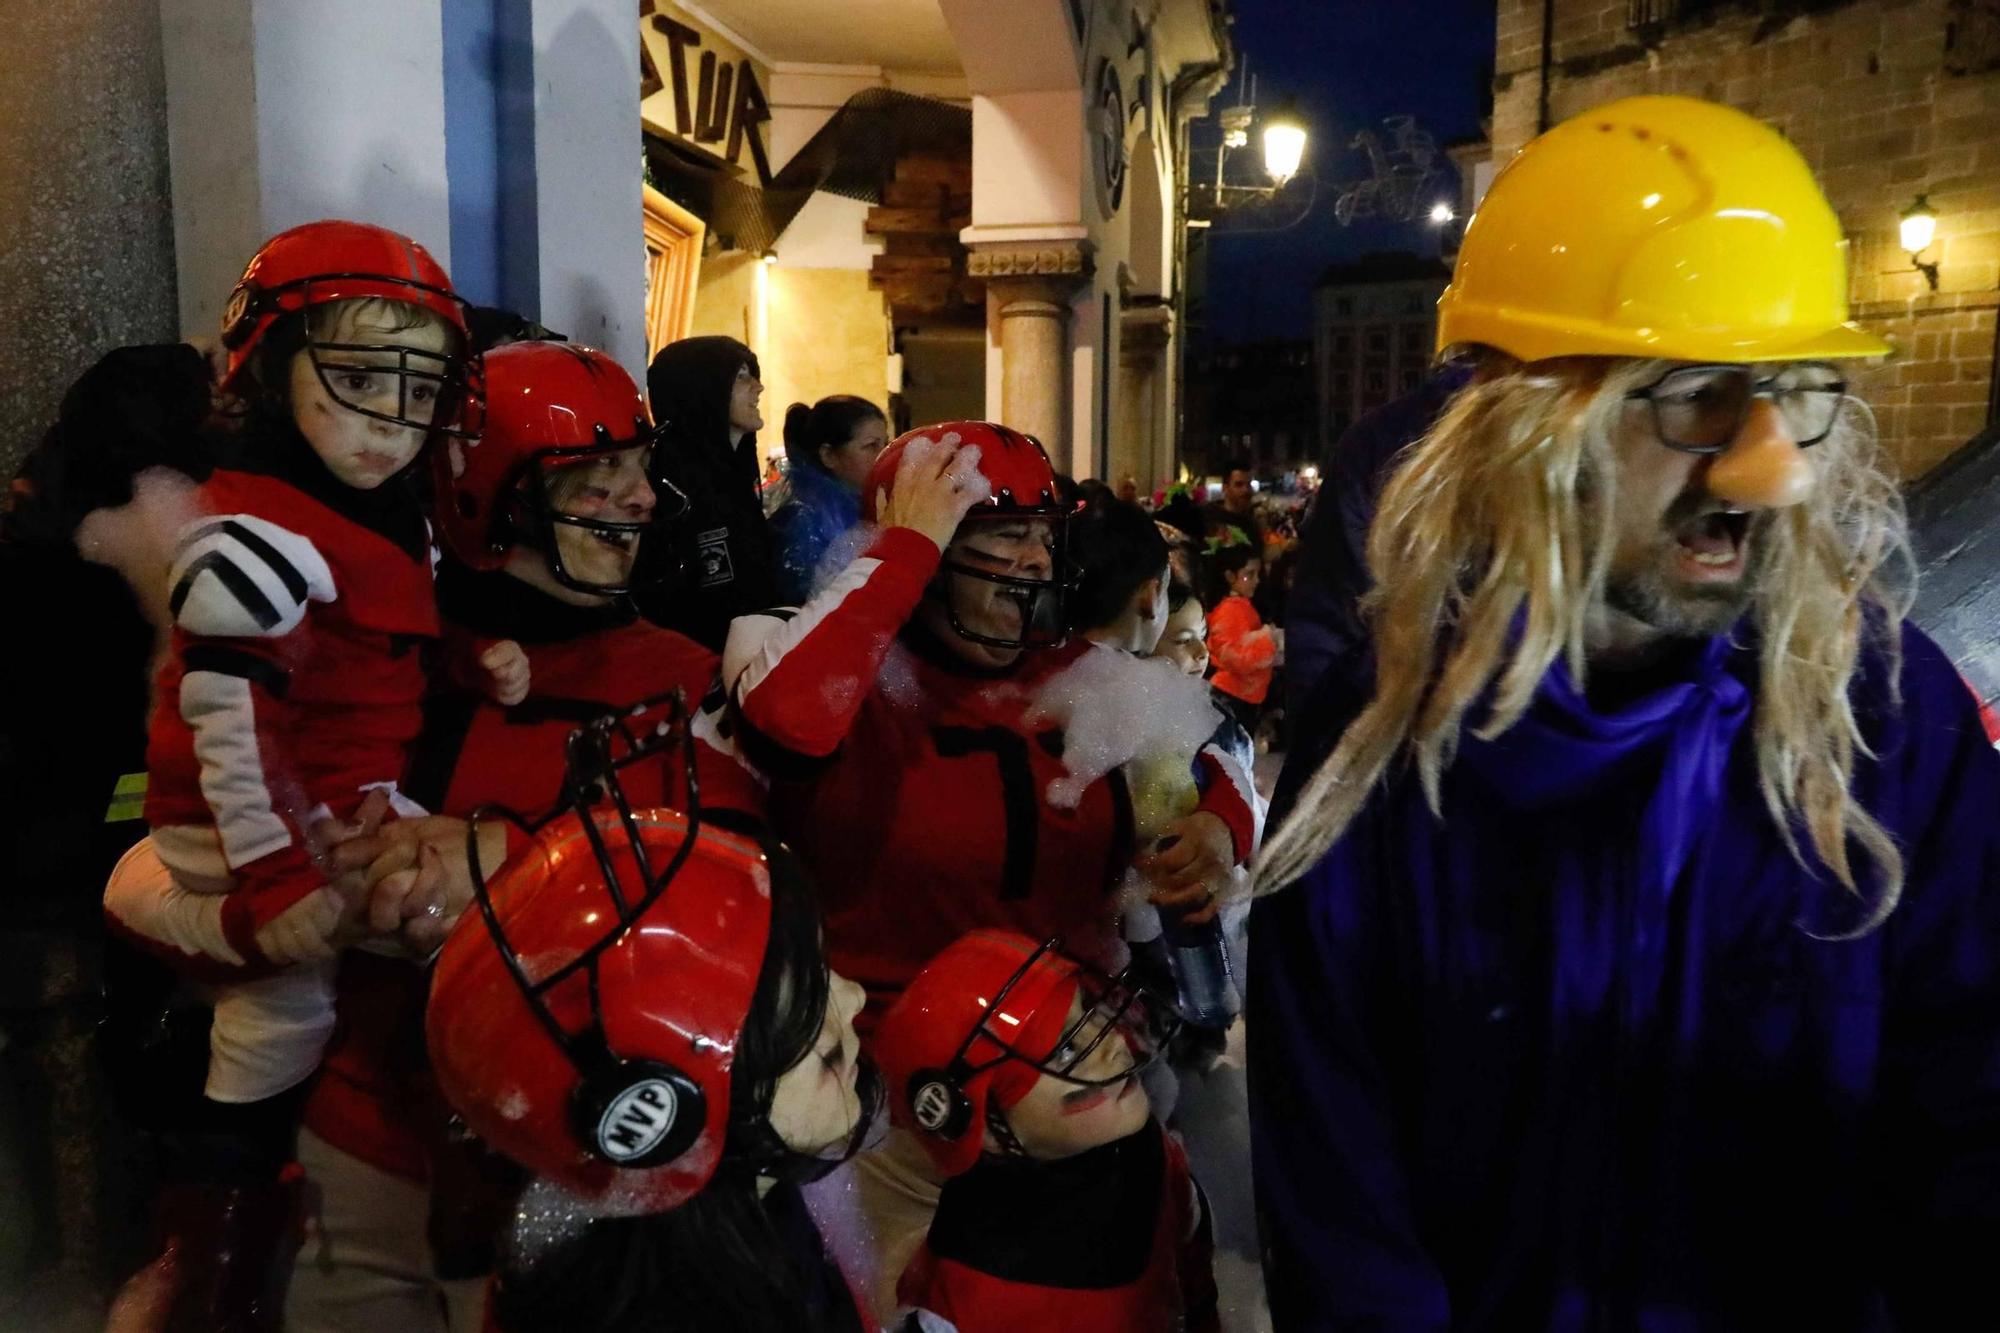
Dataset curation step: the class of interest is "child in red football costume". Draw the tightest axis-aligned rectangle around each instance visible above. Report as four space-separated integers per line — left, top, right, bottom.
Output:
102 220 521 1329
872 930 1219 1333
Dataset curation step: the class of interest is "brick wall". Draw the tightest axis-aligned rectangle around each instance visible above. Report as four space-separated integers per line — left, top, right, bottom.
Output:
1489 0 2000 478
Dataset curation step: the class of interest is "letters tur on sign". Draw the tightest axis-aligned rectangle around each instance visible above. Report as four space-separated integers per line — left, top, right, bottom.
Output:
640 1 774 187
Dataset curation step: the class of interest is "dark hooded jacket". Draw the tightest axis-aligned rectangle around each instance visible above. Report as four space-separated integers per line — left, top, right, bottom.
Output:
1 344 213 922
634 337 775 651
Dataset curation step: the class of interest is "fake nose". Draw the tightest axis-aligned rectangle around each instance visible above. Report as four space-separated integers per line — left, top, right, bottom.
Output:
1704 398 1814 510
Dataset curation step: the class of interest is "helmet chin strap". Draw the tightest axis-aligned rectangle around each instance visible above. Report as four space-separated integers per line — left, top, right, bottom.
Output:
984 1097 1029 1160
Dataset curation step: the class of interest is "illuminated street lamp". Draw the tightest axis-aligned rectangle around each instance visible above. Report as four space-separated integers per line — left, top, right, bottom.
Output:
1428 201 1455 224
1261 100 1308 186
1900 194 1939 291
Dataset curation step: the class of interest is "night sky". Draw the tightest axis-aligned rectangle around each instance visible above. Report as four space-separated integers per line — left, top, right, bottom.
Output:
1202 0 1498 344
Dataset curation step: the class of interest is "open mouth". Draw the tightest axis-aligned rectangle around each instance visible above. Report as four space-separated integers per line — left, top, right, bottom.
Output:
590 528 639 554
1670 507 1751 581
994 586 1032 630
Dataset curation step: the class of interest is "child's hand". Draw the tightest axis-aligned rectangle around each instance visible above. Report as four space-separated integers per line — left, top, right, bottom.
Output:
480 640 530 706
253 885 349 965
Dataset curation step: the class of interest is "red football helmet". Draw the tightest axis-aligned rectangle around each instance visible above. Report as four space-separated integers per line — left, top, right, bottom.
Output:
433 341 683 594
871 930 1177 1178
860 421 1076 649
219 219 475 435
427 697 774 1215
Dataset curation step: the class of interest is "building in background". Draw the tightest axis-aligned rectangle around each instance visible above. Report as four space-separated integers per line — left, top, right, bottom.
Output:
58 0 1233 494
1182 338 1316 477
647 0 1232 488
1479 0 2000 481
1310 251 1450 452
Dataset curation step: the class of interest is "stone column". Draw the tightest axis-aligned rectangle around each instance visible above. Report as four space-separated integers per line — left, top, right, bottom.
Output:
966 237 1093 462
1115 302 1173 489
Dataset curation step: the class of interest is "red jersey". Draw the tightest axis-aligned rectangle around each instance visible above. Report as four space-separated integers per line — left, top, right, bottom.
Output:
142 467 438 967
304 611 762 1181
727 527 1256 1030
899 1122 1219 1333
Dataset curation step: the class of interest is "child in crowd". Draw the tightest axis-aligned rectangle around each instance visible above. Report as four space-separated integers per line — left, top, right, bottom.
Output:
873 930 1219 1332
104 219 522 1328
1204 544 1278 744
1067 496 1173 655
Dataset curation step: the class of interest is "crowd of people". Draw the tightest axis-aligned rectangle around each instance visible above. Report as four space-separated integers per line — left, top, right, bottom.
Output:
2 92 1997 1333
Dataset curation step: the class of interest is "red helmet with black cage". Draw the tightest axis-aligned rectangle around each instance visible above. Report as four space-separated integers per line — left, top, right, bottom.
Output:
432 340 686 595
870 930 1177 1178
218 219 477 437
861 421 1077 649
426 695 878 1215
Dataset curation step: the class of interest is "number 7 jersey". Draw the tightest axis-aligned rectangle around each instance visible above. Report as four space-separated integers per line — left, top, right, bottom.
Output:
725 526 1257 1034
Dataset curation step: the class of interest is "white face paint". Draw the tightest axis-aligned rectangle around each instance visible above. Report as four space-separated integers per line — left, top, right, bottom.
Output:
767 970 867 1156
288 302 453 489
1131 562 1173 656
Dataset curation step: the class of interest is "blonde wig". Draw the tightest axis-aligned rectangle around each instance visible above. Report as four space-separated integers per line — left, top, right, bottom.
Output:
1255 356 1916 936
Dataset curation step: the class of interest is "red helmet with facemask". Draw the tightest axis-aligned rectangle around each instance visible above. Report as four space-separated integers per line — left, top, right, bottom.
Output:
219 219 476 436
861 422 1075 649
426 696 875 1215
871 930 1176 1178
432 341 683 595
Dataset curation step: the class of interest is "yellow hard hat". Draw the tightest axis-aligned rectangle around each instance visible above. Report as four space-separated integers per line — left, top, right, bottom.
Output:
1437 95 1889 363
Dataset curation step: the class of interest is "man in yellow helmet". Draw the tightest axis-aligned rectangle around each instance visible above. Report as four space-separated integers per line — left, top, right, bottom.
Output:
1251 96 2000 1328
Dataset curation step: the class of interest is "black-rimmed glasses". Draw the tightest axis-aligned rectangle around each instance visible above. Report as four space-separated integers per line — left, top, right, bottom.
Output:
1624 362 1847 455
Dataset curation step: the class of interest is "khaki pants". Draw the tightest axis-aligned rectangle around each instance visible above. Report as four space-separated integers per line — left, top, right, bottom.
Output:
286 1128 487 1333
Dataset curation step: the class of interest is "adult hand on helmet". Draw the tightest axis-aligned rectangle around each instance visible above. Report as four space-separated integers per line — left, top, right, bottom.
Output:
877 432 986 553
1133 811 1235 926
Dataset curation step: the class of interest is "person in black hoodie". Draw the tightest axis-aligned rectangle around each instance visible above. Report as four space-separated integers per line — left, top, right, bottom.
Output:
634 336 776 650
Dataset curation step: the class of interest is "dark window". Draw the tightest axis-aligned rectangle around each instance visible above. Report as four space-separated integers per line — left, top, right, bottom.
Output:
1334 332 1353 358
1400 368 1422 392
1366 327 1389 354
1335 296 1353 316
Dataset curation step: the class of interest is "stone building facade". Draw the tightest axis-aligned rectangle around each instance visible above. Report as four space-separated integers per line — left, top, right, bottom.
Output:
1488 0 2000 478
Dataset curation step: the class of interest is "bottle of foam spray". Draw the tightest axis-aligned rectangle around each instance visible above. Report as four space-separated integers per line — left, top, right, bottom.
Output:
1127 754 1238 1029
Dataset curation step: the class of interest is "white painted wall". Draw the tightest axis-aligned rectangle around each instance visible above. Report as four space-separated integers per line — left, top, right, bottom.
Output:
522 0 646 376
970 91 1085 228
161 0 451 337
773 194 883 270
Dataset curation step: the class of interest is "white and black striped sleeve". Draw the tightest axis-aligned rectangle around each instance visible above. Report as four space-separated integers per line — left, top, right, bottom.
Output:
168 514 337 639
